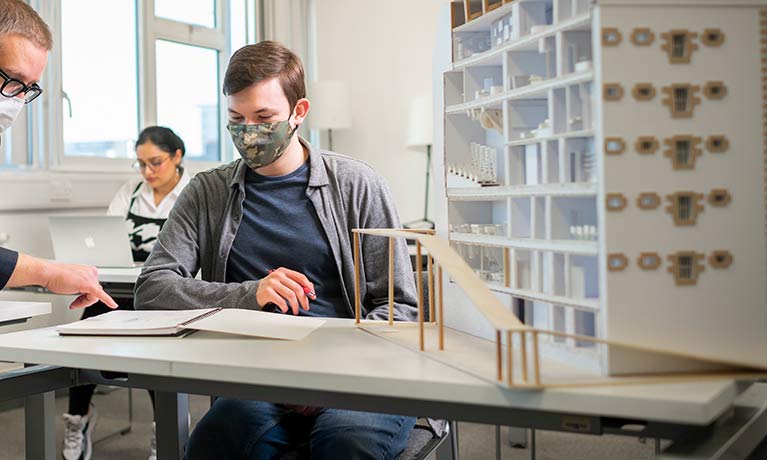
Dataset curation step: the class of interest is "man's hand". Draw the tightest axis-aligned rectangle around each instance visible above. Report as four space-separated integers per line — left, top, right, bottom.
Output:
7 254 118 309
256 267 315 315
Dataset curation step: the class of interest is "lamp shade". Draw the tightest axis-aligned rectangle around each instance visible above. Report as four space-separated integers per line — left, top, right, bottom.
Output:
308 80 352 130
406 94 434 147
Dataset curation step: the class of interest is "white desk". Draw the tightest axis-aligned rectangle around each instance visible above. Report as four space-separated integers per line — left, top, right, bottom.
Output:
97 267 141 284
0 301 51 327
0 319 763 460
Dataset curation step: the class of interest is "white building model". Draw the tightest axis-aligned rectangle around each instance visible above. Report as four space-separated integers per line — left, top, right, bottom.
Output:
443 0 767 375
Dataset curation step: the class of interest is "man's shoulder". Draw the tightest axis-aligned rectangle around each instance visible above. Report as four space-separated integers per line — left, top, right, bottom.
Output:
188 161 240 189
319 151 382 184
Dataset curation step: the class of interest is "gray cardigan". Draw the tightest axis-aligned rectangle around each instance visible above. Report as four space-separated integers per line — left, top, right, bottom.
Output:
134 137 417 321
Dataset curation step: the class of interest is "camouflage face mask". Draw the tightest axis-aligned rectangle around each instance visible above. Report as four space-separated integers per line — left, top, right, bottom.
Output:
227 118 297 170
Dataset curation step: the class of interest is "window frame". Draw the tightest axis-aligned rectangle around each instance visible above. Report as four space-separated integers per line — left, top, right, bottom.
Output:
9 0 259 175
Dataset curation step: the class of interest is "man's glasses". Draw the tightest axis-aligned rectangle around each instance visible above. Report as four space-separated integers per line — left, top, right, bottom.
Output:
132 156 170 172
0 68 43 104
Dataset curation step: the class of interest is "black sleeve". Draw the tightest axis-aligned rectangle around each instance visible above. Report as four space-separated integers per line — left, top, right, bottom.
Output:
0 247 19 290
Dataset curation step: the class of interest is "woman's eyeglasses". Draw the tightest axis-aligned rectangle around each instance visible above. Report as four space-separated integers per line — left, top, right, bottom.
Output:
132 156 170 172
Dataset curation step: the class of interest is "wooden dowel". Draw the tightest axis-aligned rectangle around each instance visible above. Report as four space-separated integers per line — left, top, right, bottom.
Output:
354 232 361 324
532 331 541 385
496 330 502 381
507 330 513 386
438 265 444 351
416 241 424 351
388 237 394 326
520 331 528 382
428 254 435 324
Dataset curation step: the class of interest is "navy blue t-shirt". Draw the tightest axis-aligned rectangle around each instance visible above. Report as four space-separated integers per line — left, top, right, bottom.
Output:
226 162 348 318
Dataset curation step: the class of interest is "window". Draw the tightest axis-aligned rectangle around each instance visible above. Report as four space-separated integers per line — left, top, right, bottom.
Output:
663 84 701 118
607 254 628 272
664 135 702 170
603 83 623 101
662 30 697 64
61 0 139 160
636 192 661 210
701 28 725 47
155 0 215 28
704 81 727 99
602 28 622 46
708 189 732 207
666 192 703 226
606 193 627 212
667 251 704 286
630 28 654 46
632 83 655 101
709 251 733 269
156 41 220 161
604 138 625 155
635 136 659 155
638 253 661 270
706 135 729 153
20 0 258 172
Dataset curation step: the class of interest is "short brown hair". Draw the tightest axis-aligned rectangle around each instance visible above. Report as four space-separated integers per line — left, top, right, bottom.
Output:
0 0 53 51
223 41 305 110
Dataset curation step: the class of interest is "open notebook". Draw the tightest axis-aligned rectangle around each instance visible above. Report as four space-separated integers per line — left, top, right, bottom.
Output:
56 308 325 341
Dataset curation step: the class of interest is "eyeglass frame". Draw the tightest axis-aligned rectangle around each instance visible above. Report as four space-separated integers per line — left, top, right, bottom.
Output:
131 155 172 172
0 68 43 104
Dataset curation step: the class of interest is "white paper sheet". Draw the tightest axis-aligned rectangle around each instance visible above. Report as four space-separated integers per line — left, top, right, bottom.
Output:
185 309 326 341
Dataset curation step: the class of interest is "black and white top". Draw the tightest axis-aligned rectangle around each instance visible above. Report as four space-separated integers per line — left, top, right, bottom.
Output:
107 172 190 262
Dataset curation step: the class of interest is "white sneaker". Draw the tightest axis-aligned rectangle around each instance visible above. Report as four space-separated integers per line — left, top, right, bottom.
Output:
148 422 157 460
62 405 97 460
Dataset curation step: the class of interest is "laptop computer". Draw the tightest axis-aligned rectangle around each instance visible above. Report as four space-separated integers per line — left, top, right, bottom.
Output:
48 215 136 268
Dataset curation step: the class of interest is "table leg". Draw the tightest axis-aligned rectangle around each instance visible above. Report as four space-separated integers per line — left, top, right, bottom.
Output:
155 391 189 460
25 391 56 460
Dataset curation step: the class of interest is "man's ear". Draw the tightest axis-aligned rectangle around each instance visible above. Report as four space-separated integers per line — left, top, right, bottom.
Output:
292 98 310 127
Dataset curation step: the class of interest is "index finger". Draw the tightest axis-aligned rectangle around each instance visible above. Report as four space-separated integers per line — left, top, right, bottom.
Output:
277 268 314 291
93 285 118 309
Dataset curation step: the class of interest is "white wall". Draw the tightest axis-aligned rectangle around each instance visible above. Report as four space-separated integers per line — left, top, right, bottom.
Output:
314 0 450 224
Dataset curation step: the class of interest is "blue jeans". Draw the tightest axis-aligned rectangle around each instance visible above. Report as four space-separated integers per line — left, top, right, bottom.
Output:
186 398 416 460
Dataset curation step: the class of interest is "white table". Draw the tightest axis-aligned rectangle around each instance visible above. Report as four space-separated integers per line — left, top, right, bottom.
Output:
0 301 51 327
97 267 142 284
0 319 763 460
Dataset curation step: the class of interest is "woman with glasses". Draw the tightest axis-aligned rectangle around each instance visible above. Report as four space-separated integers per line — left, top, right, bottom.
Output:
61 126 189 460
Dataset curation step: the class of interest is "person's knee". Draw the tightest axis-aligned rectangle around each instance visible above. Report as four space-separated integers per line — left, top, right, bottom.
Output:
186 399 242 460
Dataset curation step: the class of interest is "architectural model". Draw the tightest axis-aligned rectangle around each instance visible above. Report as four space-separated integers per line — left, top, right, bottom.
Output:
437 0 767 377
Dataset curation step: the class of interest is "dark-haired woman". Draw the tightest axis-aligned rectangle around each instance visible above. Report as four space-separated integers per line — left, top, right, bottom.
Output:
61 126 189 460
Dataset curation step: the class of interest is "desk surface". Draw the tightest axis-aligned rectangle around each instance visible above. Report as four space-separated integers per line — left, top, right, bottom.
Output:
97 267 141 284
0 301 51 325
0 318 740 425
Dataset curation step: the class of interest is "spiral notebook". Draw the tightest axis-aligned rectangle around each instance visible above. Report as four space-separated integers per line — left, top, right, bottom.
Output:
56 308 325 341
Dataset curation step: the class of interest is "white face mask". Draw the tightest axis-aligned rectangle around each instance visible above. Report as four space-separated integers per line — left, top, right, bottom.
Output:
0 96 24 133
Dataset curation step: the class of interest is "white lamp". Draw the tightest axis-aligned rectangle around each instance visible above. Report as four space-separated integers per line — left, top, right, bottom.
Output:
404 95 435 229
308 80 352 151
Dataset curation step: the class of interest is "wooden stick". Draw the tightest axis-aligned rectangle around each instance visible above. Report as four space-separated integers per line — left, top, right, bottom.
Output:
503 247 510 287
496 330 502 381
507 330 513 386
416 241 424 351
388 237 394 326
532 330 541 385
520 331 528 382
354 231 361 324
438 265 444 351
428 254 435 324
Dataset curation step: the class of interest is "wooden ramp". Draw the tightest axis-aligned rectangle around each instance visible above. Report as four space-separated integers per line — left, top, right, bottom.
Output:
351 229 766 389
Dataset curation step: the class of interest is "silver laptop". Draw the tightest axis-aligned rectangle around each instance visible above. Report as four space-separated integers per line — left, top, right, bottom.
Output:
48 215 136 267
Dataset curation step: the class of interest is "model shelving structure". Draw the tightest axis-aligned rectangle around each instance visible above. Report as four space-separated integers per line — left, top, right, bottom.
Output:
443 0 767 375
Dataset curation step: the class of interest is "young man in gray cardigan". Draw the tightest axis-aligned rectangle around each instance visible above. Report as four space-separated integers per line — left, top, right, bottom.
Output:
135 41 418 459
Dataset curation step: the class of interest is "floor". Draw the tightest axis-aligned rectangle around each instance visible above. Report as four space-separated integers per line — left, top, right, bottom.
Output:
0 387 676 459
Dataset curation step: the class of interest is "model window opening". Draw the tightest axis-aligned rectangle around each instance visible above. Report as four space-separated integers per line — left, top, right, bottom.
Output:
674 87 689 112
